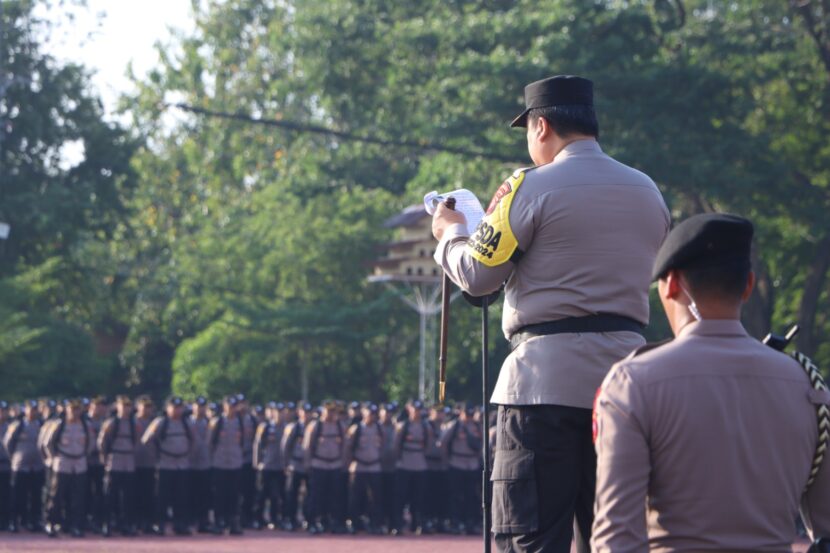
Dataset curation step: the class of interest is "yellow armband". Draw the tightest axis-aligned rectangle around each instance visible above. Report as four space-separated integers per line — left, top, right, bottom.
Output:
466 169 526 267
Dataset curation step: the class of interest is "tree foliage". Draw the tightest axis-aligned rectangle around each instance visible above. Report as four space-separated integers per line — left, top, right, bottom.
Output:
1 0 828 402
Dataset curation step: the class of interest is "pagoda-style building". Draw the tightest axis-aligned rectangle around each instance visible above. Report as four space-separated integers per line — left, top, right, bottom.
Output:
370 204 441 283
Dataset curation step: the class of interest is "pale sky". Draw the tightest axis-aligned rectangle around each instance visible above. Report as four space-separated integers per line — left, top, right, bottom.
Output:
37 0 195 119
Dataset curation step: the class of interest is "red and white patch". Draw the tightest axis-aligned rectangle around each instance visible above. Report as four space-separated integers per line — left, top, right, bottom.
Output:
592 386 602 444
485 180 513 215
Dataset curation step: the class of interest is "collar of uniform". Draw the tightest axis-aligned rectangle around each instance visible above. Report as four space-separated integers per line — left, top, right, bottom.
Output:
553 138 602 163
677 319 748 340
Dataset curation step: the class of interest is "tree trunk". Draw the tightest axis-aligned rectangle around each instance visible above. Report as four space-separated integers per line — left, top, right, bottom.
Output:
796 235 830 356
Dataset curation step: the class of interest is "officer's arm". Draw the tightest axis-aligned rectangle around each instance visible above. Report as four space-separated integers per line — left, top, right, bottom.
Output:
96 419 111 455
1 423 13 451
141 417 159 446
433 171 535 297
801 395 830 540
591 364 651 553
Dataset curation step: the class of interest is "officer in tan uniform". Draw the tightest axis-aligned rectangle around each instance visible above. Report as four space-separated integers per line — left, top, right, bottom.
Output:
98 395 139 536
303 400 346 535
4 400 45 533
344 403 385 534
132 396 156 534
0 401 11 531
592 213 830 552
141 396 192 535
440 403 482 535
392 400 434 535
44 399 95 537
281 401 311 531
253 401 286 529
431 75 670 552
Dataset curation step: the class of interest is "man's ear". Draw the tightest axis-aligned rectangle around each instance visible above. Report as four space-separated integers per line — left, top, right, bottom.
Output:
535 115 552 142
741 270 756 303
662 269 682 300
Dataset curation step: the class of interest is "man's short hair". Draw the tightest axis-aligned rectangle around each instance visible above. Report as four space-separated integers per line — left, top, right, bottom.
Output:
528 105 599 138
683 258 751 301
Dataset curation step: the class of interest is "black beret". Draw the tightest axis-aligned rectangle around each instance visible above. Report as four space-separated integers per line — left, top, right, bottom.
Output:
383 402 397 412
511 75 594 128
410 399 424 410
208 402 219 411
652 213 753 281
301 402 313 412
286 401 296 410
254 404 264 414
195 396 207 406
0 400 8 409
167 396 184 407
224 395 238 406
236 393 246 402
349 401 360 409
367 403 379 413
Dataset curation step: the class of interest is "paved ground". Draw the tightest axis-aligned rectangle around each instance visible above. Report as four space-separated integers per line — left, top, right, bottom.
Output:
0 532 812 553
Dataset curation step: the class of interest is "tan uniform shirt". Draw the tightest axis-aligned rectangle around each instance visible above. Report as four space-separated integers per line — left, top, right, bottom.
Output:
0 420 9 472
441 419 481 471
346 422 384 474
592 320 830 552
4 419 44 472
98 417 138 472
303 420 344 471
208 415 243 470
141 416 191 470
394 419 432 471
133 415 156 469
189 416 210 471
49 420 94 474
281 421 306 473
253 421 285 471
435 139 670 408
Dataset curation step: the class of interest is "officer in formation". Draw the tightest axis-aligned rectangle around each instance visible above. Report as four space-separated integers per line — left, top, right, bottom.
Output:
592 214 830 551
0 395 494 538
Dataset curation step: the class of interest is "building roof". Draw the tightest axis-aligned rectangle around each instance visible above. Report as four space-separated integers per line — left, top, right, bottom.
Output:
383 204 429 229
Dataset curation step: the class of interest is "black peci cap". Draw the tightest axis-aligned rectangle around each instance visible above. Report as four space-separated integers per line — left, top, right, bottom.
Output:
510 75 594 128
652 213 754 282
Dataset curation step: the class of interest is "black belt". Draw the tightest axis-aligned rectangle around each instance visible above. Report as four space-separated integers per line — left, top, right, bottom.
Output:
510 314 644 351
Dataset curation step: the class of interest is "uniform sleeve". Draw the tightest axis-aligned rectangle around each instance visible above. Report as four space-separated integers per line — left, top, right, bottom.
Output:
591 363 651 553
97 420 111 455
2 422 14 452
434 170 536 297
141 417 160 446
801 392 830 540
253 423 265 467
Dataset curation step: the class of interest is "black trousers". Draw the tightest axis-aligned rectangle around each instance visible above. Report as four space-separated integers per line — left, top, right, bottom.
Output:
240 464 256 523
212 468 241 526
256 469 285 524
347 471 382 526
424 469 448 521
134 467 155 529
10 470 44 527
307 468 344 525
156 469 189 527
381 471 395 528
0 470 10 527
104 470 135 528
394 469 425 530
449 467 479 526
86 463 104 524
492 405 595 553
284 470 308 524
189 469 211 526
47 471 85 530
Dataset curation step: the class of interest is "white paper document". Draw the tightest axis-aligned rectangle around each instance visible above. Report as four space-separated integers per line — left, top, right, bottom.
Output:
423 189 485 236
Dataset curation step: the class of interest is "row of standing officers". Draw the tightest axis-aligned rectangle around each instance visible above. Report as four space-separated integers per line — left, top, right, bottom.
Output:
0 393 489 538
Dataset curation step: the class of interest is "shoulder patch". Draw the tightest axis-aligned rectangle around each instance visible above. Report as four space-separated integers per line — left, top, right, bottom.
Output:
467 169 527 267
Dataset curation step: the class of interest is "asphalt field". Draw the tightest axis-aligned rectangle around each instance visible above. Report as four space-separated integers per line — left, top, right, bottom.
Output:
0 532 812 553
